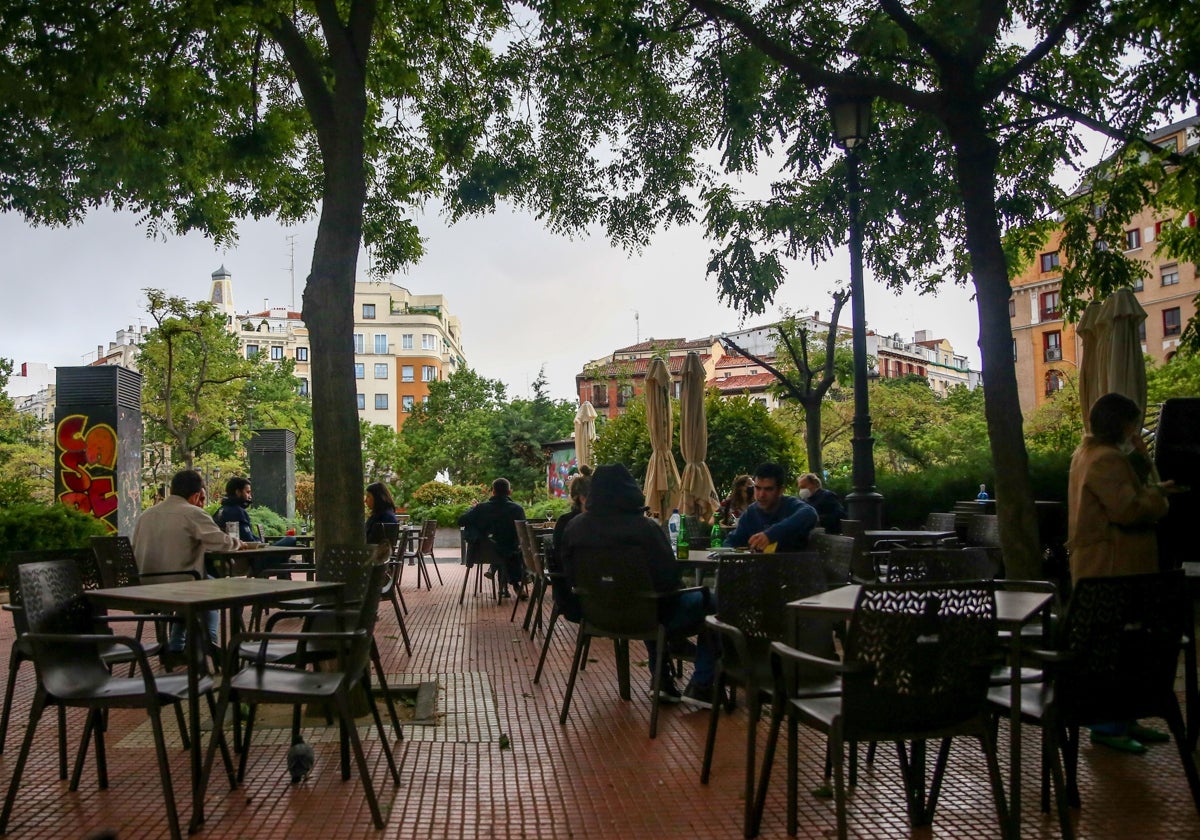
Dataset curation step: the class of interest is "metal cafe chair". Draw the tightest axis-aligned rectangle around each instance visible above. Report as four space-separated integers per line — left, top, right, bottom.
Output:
0 559 233 840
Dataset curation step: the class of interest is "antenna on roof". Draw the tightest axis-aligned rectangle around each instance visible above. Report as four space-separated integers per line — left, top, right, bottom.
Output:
285 234 298 311
631 309 640 343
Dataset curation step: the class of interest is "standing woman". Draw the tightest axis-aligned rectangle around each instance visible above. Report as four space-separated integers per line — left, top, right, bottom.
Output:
1068 392 1178 753
364 481 399 543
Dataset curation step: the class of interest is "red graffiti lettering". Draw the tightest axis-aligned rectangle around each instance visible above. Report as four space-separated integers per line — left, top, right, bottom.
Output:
56 414 119 533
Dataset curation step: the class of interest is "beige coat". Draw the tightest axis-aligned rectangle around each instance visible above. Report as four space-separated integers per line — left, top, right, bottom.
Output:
132 494 241 579
1067 440 1168 581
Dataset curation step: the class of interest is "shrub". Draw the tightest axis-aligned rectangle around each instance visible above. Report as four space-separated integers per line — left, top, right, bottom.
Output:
0 504 112 587
410 481 487 508
524 498 571 521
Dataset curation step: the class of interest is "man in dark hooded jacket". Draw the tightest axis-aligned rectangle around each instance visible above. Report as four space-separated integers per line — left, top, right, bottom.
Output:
212 476 296 575
560 463 716 707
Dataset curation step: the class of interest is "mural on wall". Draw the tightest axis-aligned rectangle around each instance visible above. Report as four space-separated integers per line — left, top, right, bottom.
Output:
56 413 119 532
547 449 578 499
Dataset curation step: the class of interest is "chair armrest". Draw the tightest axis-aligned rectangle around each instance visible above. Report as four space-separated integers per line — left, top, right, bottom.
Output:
231 628 366 668
26 632 159 688
263 608 358 631
706 615 754 669
139 570 202 581
769 640 854 675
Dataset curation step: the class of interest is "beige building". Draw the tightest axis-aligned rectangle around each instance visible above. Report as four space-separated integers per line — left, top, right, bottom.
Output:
211 268 466 431
1010 117 1199 415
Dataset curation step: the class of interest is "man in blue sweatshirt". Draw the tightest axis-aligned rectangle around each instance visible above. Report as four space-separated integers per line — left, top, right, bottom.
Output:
723 462 818 551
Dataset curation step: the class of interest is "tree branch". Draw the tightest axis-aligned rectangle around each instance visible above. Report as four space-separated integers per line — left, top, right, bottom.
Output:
718 335 806 402
265 9 336 142
986 0 1100 97
878 0 954 67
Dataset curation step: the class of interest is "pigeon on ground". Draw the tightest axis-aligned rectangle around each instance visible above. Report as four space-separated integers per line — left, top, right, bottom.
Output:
287 734 315 784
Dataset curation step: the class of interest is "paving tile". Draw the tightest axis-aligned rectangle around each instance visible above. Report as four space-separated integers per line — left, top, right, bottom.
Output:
1 557 1199 838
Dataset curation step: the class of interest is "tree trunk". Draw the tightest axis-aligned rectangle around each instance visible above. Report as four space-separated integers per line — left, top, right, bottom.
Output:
802 397 823 474
950 122 1042 579
303 142 368 547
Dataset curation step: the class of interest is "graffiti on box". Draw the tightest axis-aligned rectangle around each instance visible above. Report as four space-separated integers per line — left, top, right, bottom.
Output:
56 414 119 532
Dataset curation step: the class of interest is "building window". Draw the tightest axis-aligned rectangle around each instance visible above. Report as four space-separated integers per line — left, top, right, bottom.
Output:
1133 277 1144 292
1008 299 1015 318
402 395 415 412
421 333 436 350
1040 251 1060 272
298 378 309 396
591 384 609 407
296 347 308 361
421 365 437 382
402 365 414 382
246 344 259 358
1162 266 1180 286
353 333 364 354
1164 308 1182 337
1012 340 1017 361
1043 331 1062 362
362 303 376 319
374 363 388 379
422 395 430 405
1040 290 1060 320
617 384 634 407
402 334 413 350
356 393 365 411
1045 370 1065 396
374 334 388 354
375 394 388 410
1124 228 1141 250
270 346 284 361
1138 321 1146 342
354 363 364 379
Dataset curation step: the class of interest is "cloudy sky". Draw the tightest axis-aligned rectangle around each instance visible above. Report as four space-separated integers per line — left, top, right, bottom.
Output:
0 197 987 403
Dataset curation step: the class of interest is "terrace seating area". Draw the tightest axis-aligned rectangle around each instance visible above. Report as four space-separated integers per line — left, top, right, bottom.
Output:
0 543 1198 839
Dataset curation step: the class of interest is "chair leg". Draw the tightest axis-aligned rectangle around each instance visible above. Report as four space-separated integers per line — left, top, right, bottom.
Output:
360 672 401 785
700 669 723 784
334 689 387 829
0 690 47 835
743 691 762 838
559 628 588 725
510 584 523 622
147 703 183 840
1166 699 1200 817
0 651 21 755
1042 716 1072 840
533 607 561 685
70 707 97 791
924 737 953 821
786 712 799 836
56 704 68 780
237 705 259 784
1185 628 1198 751
427 550 443 585
459 564 472 605
389 588 413 656
750 692 784 838
648 628 667 739
832 726 849 840
370 639 404 743
529 578 548 639
175 700 192 752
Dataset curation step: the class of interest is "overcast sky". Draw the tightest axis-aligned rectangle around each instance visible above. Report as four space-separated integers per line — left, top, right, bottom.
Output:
0 199 987 402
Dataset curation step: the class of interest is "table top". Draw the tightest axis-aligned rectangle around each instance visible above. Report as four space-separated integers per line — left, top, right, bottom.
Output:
789 584 1053 628
207 545 315 560
864 530 957 542
86 577 342 611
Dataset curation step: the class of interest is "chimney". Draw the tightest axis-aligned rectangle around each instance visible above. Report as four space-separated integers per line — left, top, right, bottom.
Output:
813 311 819 322
97 345 103 359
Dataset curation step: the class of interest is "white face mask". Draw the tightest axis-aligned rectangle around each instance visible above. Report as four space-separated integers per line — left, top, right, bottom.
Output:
797 488 813 500
1118 439 1136 456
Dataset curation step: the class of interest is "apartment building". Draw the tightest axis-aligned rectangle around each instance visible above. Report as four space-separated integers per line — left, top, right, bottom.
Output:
1009 117 1199 415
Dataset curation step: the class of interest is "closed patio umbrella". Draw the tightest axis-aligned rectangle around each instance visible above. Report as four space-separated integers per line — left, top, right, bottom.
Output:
1076 300 1107 432
1096 288 1149 426
573 401 598 469
643 357 681 521
677 352 719 521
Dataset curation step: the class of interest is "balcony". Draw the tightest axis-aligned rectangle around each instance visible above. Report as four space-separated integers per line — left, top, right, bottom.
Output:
1044 346 1063 362
1041 309 1061 321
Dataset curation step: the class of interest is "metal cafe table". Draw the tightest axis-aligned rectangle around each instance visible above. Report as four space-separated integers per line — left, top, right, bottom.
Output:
788 583 1054 839
85 576 344 831
206 544 316 577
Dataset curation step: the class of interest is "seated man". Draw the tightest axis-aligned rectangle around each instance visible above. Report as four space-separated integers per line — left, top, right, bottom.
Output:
560 463 716 707
724 462 819 551
132 469 247 652
797 472 846 534
212 476 297 575
458 477 527 599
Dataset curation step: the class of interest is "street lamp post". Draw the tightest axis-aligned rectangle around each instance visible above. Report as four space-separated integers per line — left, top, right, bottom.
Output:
829 94 884 529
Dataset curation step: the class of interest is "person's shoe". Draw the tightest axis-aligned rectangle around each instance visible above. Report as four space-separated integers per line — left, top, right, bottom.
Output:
682 678 715 710
654 676 682 704
516 586 529 602
1089 732 1147 754
483 568 495 580
1128 723 1170 744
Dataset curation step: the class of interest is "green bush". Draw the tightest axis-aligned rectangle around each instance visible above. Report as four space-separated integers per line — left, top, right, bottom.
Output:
0 504 113 586
405 502 473 528
875 450 1072 528
248 506 298 538
409 481 487 508
524 498 571 521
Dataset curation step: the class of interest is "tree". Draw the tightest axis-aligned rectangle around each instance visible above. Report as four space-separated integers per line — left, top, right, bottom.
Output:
1 1 516 545
399 367 508 487
0 359 52 506
1147 349 1200 404
720 296 852 474
490 369 576 499
508 0 1186 577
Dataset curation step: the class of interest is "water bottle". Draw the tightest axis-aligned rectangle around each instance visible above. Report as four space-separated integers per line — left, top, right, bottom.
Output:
710 523 722 549
668 509 681 556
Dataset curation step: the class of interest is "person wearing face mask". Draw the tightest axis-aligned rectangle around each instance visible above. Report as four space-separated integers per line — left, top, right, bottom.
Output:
797 473 845 534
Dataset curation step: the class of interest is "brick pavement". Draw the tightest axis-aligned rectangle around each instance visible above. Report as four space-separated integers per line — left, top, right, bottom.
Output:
1 554 1199 839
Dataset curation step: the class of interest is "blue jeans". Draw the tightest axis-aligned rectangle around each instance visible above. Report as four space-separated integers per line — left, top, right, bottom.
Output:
167 574 221 653
645 588 715 686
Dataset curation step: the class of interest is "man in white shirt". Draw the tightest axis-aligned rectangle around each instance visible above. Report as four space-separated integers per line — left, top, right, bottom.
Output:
132 469 243 652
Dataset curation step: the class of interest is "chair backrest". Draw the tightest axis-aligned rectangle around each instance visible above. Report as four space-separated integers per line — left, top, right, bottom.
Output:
842 582 997 734
90 535 141 588
569 545 661 638
7 549 101 635
837 519 878 582
810 532 855 585
885 547 999 583
925 512 957 532
419 519 437 552
17 559 114 694
1054 570 1187 724
521 522 546 577
376 522 402 555
716 553 836 662
316 543 392 609
966 514 1001 547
